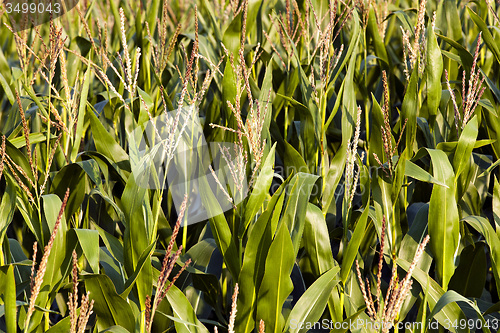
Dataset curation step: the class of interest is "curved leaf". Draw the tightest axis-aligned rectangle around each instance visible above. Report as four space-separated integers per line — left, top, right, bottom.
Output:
165 284 210 333
467 7 500 64
236 181 287 333
429 290 488 333
463 216 500 299
88 107 130 173
303 203 336 277
405 159 448 187
84 274 135 332
240 143 276 237
366 8 390 71
281 172 319 257
448 242 486 298
74 229 100 274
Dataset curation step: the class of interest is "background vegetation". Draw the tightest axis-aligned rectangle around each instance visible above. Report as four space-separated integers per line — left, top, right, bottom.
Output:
0 0 500 332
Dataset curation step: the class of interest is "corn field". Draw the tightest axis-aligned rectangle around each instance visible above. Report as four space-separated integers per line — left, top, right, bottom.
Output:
0 0 500 332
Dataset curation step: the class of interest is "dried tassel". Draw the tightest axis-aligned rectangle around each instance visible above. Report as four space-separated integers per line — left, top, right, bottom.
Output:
5 154 36 189
163 258 192 296
29 242 38 295
69 250 79 333
259 320 266 333
263 30 287 69
0 135 5 182
148 195 190 332
145 295 152 332
76 292 94 333
4 158 35 203
376 215 387 315
356 259 376 321
119 8 132 85
50 103 70 134
209 165 235 207
382 262 398 323
15 90 35 177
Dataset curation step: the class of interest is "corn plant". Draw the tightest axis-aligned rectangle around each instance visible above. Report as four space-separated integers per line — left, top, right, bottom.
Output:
0 0 500 332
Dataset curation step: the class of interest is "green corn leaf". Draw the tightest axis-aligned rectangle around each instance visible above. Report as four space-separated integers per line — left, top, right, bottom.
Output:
303 203 336 277
121 241 156 299
285 266 341 333
454 116 479 200
50 164 86 220
98 326 132 333
303 202 342 322
429 290 489 333
405 159 448 187
322 143 347 215
45 316 72 333
341 31 360 149
0 177 16 251
198 160 241 278
372 171 399 253
165 284 210 333
84 274 135 332
71 66 91 162
10 132 55 149
235 181 287 333
402 61 419 156
437 34 473 76
368 95 385 167
255 222 295 333
436 0 463 46
121 170 153 311
222 0 262 55
453 116 478 181
24 194 69 332
328 307 366 333
240 143 276 237
5 265 17 333
427 149 459 290
283 140 309 179
0 71 14 105
281 172 319 258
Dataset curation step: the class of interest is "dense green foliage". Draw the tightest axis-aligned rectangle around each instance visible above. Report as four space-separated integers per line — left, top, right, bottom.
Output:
0 0 500 332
